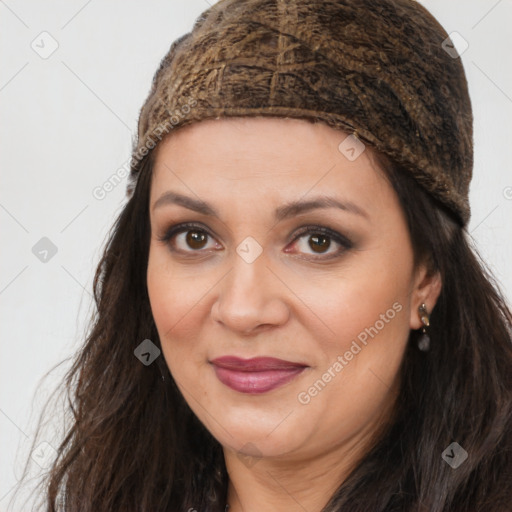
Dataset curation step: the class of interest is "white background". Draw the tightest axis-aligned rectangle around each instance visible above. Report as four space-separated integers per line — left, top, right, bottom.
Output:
1 0 511 509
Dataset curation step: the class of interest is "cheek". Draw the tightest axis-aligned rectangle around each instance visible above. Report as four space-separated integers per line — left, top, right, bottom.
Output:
301 242 411 362
147 246 200 329
289 280 411 455
147 254 177 336
306 248 412 352
146 249 213 375
298 248 413 422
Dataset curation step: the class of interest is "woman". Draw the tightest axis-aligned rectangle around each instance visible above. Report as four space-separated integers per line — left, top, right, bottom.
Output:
28 0 512 510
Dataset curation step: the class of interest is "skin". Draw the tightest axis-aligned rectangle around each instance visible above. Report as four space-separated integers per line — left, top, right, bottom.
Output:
147 117 442 512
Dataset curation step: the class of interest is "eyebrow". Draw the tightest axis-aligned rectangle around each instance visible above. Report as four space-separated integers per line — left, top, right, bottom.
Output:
152 191 369 221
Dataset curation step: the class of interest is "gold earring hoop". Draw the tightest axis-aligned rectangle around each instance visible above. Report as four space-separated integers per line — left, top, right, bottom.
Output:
417 303 430 352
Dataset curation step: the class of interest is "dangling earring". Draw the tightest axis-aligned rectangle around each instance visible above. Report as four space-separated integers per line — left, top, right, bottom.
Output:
417 303 430 351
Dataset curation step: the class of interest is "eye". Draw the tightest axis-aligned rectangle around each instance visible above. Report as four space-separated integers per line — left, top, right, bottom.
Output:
157 222 220 254
157 222 353 260
287 225 353 260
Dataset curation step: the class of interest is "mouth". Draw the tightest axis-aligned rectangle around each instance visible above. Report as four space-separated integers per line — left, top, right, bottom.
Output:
209 356 309 394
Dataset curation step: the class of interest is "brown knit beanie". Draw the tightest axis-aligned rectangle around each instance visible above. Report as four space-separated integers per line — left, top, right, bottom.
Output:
127 0 473 226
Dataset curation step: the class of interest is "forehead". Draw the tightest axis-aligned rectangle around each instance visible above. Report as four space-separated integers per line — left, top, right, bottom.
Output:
156 116 355 165
150 117 393 215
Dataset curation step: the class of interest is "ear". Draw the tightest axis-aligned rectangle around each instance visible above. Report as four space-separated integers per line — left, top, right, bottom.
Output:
409 264 442 330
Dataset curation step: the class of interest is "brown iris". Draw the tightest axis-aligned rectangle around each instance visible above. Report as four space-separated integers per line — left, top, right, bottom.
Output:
309 234 331 253
186 230 208 250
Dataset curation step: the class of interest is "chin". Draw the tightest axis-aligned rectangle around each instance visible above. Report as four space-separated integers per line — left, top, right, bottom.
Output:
204 406 311 459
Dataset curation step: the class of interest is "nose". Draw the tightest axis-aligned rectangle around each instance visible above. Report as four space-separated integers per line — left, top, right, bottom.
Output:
211 249 290 335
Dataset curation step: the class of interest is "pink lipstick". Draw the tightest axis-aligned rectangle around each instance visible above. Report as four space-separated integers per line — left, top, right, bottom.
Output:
210 356 308 394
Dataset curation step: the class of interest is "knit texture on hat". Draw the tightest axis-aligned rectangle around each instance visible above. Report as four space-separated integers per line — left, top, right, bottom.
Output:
128 0 473 226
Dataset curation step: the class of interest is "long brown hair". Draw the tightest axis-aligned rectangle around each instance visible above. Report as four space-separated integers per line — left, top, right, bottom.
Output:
16 128 512 511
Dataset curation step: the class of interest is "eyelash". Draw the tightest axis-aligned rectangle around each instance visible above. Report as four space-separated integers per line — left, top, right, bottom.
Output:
156 222 353 260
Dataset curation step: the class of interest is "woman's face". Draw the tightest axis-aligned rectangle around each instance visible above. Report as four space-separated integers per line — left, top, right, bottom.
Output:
147 117 437 468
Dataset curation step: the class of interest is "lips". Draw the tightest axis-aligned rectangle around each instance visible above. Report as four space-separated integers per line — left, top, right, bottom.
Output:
210 356 308 394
